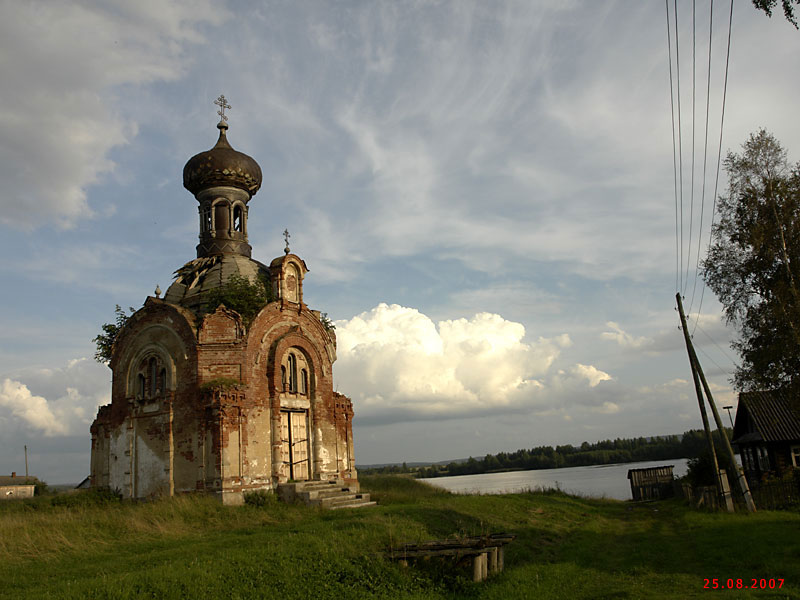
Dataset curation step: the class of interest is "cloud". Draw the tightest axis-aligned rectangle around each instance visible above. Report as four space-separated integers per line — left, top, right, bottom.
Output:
599 313 738 364
0 358 110 437
571 364 613 387
335 303 604 424
601 321 653 349
0 1 225 229
0 379 66 436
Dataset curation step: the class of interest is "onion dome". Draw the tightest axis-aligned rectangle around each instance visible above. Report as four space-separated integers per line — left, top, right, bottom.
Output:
183 121 262 197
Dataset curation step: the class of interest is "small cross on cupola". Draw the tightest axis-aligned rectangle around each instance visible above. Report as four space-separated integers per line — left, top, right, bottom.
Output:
214 94 231 126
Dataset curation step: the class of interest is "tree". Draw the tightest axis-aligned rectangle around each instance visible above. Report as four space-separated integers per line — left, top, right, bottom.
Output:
93 305 136 364
702 130 800 390
752 0 799 28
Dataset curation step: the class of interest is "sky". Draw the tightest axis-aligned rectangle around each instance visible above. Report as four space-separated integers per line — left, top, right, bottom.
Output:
1 1 799 484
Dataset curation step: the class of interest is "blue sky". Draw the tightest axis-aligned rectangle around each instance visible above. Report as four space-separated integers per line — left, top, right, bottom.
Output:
1 1 798 484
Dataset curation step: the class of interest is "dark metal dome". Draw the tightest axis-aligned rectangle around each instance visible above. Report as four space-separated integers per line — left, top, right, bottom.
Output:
183 123 262 196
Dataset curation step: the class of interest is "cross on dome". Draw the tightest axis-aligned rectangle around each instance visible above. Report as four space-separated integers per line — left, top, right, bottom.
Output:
214 94 231 125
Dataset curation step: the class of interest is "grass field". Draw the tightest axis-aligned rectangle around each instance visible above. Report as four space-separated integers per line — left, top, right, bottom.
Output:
0 475 798 599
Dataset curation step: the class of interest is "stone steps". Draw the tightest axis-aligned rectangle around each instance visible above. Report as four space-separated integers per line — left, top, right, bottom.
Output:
277 479 376 509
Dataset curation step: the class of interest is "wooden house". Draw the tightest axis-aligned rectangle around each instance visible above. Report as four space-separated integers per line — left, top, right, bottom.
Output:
732 390 800 484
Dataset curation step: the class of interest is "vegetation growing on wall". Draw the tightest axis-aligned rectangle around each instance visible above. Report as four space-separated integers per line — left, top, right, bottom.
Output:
319 312 335 333
93 305 136 364
200 273 275 326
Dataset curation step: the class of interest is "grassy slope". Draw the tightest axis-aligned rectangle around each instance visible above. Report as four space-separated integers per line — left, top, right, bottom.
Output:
0 476 798 599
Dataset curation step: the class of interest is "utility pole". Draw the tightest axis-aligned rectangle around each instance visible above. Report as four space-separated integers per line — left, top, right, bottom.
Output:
689 339 756 513
676 293 725 507
24 445 28 477
676 293 756 513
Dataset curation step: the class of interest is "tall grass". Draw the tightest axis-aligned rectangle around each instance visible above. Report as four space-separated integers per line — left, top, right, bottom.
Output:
1 477 799 599
0 491 289 563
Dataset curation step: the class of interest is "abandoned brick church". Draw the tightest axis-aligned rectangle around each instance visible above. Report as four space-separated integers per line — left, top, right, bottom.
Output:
90 100 357 504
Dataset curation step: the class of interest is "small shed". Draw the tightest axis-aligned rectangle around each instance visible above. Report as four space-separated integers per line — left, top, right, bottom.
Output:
627 465 675 501
0 473 38 500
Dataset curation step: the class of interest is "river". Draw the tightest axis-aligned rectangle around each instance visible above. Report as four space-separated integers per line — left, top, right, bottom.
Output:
418 458 690 501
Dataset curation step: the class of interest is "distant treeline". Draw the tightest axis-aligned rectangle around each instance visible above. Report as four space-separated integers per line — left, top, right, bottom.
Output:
360 429 733 478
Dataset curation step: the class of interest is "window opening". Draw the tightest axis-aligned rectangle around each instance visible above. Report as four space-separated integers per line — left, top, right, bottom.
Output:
149 358 158 398
791 445 800 468
758 447 770 471
159 368 166 396
300 369 308 395
287 354 297 393
138 374 146 399
233 205 243 232
281 366 287 391
201 206 212 233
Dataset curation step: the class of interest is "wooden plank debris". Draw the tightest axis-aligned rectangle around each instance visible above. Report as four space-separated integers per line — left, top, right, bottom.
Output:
387 533 515 582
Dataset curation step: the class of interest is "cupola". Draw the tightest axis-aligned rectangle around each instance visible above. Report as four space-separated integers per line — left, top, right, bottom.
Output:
182 95 262 259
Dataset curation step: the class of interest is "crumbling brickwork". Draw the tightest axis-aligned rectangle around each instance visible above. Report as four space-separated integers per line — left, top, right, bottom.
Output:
90 114 358 504
91 285 358 504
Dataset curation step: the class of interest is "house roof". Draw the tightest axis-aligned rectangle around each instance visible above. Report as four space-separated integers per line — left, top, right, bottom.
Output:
733 390 800 443
0 476 39 486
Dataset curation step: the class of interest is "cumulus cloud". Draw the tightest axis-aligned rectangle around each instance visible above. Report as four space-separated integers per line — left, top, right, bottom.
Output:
0 358 110 437
571 363 613 387
0 379 67 436
601 321 654 349
335 303 609 424
0 1 225 229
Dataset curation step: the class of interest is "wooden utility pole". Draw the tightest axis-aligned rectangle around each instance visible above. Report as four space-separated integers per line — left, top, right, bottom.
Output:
685 334 756 511
24 445 28 477
676 293 726 507
676 293 757 513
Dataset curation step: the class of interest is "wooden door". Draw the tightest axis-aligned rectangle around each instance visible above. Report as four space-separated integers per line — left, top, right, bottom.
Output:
280 411 291 480
280 410 310 480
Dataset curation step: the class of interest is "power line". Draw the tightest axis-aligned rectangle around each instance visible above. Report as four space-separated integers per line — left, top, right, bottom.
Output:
685 0 697 296
687 0 715 315
693 0 734 330
666 0 681 294
695 322 739 367
695 342 732 378
674 0 685 294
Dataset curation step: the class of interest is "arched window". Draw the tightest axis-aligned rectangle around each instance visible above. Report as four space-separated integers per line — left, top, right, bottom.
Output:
233 205 243 232
200 205 212 233
300 369 308 395
159 368 166 396
137 374 146 399
287 354 297 393
149 358 158 398
281 366 287 391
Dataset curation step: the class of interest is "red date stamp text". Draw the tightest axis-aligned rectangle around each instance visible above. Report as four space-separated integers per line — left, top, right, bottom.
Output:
704 578 784 590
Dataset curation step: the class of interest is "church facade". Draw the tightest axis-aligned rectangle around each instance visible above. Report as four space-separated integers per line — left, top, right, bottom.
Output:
90 101 357 504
